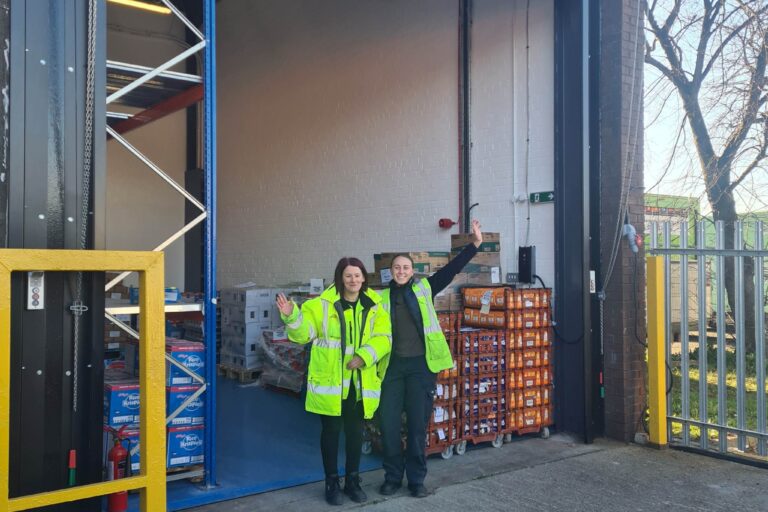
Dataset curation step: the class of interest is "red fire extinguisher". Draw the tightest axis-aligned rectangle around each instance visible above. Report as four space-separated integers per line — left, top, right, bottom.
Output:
107 426 129 512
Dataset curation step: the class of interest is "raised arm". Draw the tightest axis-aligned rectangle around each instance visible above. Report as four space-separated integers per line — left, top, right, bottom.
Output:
277 293 319 345
428 219 483 296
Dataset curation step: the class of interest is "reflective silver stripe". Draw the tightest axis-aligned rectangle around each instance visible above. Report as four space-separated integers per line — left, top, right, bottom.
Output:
414 280 430 299
345 345 356 356
287 312 304 330
322 301 329 337
381 302 390 313
415 280 442 335
362 389 381 400
308 322 318 340
315 338 342 350
361 345 378 363
369 314 375 337
371 333 392 341
307 382 342 395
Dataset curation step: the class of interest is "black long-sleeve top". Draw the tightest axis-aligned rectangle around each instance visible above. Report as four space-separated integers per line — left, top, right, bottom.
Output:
390 243 479 357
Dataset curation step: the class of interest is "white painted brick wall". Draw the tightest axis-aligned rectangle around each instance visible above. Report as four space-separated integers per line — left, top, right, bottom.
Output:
471 0 555 287
95 0 554 292
217 0 555 288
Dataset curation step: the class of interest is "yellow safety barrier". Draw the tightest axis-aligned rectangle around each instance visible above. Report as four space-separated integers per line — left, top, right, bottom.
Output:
646 256 667 447
0 250 166 512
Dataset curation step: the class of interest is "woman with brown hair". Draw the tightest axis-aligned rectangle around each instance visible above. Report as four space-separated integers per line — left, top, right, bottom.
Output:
276 257 391 506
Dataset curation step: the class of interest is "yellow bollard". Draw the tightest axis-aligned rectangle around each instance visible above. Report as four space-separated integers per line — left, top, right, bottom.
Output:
646 256 668 447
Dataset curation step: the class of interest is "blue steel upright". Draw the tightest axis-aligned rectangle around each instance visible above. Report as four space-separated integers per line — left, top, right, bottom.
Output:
203 0 218 489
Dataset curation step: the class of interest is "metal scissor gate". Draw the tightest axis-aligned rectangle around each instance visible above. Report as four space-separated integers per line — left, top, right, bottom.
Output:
649 220 767 462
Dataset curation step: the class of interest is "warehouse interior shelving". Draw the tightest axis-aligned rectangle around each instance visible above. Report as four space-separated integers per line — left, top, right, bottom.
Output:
104 0 217 489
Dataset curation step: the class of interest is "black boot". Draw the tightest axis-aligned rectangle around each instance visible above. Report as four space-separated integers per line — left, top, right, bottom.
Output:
325 474 343 506
343 472 368 503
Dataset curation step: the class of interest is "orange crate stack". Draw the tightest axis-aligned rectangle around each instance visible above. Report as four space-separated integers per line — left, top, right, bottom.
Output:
458 330 507 445
425 375 461 456
460 287 554 438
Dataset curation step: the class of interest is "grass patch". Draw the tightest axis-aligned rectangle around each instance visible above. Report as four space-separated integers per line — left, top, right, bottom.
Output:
668 345 768 441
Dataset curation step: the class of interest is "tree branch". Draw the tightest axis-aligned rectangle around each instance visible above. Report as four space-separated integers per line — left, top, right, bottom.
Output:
694 0 717 84
728 117 768 192
662 0 683 34
645 51 677 84
646 2 690 88
702 4 768 80
719 28 768 168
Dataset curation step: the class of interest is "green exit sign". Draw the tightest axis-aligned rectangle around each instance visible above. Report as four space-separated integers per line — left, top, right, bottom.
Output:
530 191 554 204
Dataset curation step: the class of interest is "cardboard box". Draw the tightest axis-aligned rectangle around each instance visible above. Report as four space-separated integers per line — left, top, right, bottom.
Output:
432 293 451 312
128 286 181 305
458 252 502 274
221 322 271 347
167 425 205 468
219 349 261 370
103 425 140 473
451 232 500 251
433 292 462 312
221 303 271 326
166 339 205 385
167 385 205 426
374 251 449 272
104 380 140 427
220 286 282 307
461 271 501 286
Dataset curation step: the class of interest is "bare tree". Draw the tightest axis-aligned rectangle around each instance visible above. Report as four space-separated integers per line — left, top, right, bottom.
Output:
646 0 768 352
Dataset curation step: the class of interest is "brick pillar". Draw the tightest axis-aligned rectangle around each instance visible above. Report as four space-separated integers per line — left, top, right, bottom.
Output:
598 0 646 442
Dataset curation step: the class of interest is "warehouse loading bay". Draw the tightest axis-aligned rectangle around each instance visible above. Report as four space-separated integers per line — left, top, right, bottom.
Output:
6 1 592 511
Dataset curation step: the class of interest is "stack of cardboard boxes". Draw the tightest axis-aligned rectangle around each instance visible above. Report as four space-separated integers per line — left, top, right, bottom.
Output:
219 285 314 393
103 337 207 474
432 233 502 312
219 286 288 371
369 251 450 290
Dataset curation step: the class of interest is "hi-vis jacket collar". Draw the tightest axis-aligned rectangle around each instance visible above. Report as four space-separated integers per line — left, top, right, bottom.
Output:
320 285 382 306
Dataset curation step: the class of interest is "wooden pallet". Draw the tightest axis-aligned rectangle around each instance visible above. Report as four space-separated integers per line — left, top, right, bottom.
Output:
217 363 260 383
167 464 204 483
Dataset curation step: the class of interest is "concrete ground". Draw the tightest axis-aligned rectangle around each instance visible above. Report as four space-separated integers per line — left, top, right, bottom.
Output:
187 434 768 512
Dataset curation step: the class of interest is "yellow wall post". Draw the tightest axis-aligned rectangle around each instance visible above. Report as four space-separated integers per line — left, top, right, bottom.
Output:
646 255 668 447
0 249 166 512
139 255 167 511
0 259 12 510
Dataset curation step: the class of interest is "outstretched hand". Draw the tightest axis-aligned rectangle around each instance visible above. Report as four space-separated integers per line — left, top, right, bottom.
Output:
275 293 295 316
471 219 483 247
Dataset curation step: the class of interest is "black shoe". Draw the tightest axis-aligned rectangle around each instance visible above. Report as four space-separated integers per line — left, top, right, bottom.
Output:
343 472 368 503
408 484 429 498
325 475 344 506
379 480 402 496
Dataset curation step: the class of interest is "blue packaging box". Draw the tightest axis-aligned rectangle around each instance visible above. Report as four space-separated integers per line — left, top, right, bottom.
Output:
166 339 205 385
104 380 140 427
167 385 205 426
167 425 205 468
129 286 181 305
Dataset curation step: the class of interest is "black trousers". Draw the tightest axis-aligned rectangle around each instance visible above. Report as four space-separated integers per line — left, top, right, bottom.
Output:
380 355 436 486
319 382 364 477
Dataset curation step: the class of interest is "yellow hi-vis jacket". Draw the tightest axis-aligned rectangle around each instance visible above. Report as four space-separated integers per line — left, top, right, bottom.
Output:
281 285 392 418
378 278 454 374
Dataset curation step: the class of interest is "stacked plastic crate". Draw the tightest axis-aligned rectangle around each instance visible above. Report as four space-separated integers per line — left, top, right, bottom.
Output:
461 287 554 443
457 328 508 450
426 313 463 458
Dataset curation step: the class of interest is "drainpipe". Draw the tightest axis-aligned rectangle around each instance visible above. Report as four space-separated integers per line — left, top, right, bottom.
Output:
458 0 472 232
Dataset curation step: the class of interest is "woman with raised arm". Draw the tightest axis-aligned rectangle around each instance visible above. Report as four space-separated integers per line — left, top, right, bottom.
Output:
377 219 483 498
276 257 391 506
